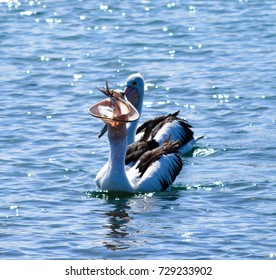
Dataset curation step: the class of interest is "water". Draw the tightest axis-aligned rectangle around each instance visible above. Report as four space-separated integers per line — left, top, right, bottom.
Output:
0 0 275 260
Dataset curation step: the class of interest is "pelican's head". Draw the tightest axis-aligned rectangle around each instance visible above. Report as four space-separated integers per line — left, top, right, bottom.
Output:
89 81 139 128
124 73 145 114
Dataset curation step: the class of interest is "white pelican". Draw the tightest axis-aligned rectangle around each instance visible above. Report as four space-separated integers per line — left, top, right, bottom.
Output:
99 73 199 155
89 84 183 193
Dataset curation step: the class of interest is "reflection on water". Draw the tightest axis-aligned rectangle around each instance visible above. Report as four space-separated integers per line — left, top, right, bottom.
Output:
86 191 136 251
87 191 183 252
103 198 132 251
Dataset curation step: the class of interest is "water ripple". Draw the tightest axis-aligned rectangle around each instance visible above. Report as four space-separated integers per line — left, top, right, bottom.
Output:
0 0 275 260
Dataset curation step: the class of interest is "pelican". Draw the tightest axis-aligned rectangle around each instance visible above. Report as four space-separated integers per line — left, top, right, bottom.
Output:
89 84 183 193
99 73 199 155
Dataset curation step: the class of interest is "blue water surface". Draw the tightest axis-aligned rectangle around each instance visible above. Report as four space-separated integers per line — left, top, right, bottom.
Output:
0 0 275 259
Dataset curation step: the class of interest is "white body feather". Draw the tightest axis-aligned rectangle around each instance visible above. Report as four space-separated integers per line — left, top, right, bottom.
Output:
94 128 182 193
134 154 181 192
153 121 195 154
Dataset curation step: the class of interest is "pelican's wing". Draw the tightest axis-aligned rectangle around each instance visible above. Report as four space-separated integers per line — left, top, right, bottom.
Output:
125 139 159 166
153 119 194 147
136 111 180 142
128 140 183 192
136 111 195 153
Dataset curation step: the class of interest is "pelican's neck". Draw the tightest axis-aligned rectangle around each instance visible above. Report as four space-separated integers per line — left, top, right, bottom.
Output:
108 128 127 174
127 90 143 145
105 124 134 192
127 120 139 145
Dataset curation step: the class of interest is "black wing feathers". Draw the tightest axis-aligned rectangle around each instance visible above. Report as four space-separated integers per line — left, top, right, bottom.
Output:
136 140 180 177
136 110 194 146
125 139 159 165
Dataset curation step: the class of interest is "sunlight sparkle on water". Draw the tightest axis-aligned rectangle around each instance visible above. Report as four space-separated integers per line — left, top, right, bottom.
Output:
181 232 193 242
73 74 82 81
167 2 176 8
20 10 34 16
99 4 108 11
193 147 215 157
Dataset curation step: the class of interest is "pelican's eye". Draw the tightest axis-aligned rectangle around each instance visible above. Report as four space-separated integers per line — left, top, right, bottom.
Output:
132 81 137 86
